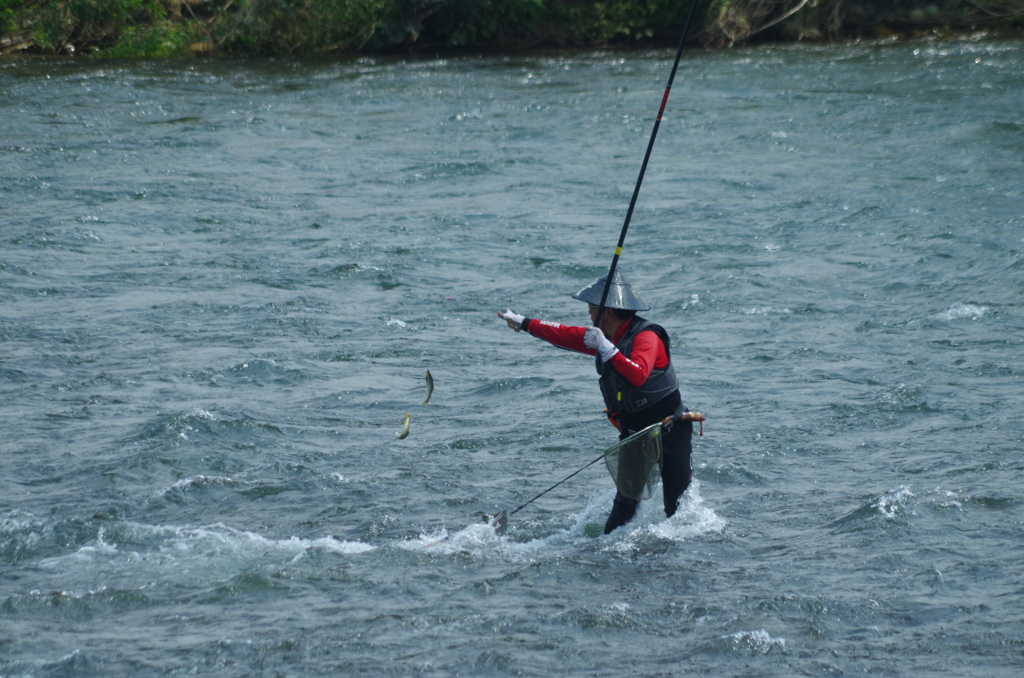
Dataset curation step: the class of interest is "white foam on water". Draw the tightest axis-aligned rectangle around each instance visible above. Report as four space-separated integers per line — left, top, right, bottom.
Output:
743 306 792 315
164 475 242 493
931 487 963 511
0 509 48 535
603 480 727 552
726 629 788 654
286 535 376 559
404 519 507 555
643 481 728 540
408 480 725 560
69 527 119 561
406 512 569 560
37 521 375 580
937 303 988 321
875 485 915 520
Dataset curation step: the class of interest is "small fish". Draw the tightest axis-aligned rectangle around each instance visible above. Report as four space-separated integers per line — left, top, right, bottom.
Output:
487 510 508 535
396 413 411 439
422 370 434 406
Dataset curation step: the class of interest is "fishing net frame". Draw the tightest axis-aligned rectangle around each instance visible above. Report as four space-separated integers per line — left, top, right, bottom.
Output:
603 422 663 501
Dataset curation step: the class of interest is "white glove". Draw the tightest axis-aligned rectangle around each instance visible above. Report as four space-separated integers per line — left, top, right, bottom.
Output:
584 326 619 362
499 309 525 332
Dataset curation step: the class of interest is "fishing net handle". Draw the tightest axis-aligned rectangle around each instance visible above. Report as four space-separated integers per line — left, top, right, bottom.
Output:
664 411 704 425
662 411 705 436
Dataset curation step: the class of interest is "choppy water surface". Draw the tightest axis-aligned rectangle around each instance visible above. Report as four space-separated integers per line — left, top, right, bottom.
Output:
2 35 1023 677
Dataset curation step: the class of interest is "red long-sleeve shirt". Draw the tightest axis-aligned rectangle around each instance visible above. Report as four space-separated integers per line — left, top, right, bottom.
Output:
524 317 669 387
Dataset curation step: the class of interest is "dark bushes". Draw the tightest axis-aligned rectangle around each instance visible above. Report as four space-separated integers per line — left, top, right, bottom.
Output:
0 0 1021 57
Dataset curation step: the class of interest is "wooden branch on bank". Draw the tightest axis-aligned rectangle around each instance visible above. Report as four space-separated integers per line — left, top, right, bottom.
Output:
963 0 1024 19
0 32 34 55
750 0 813 37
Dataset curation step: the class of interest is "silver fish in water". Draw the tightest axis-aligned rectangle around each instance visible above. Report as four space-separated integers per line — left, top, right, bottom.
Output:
396 413 411 439
422 370 434 406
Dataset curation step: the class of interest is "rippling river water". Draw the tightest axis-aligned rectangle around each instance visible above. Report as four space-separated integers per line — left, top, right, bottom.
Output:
2 35 1023 677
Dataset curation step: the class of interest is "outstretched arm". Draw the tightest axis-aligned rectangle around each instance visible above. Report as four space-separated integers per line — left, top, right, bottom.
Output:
497 310 593 355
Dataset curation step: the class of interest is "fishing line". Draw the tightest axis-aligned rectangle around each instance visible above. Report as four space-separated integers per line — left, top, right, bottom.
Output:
422 456 606 549
595 0 699 322
510 417 687 516
508 452 607 516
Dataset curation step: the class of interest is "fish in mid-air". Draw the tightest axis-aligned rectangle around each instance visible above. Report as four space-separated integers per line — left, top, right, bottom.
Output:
422 370 434 406
396 413 411 439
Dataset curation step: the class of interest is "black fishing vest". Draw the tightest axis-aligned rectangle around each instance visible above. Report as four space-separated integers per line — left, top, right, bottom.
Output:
596 316 679 415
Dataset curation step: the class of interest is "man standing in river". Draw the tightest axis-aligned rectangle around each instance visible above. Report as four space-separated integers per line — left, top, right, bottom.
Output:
498 272 702 534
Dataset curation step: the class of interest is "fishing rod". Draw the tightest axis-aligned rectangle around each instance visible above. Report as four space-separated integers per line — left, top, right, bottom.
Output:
594 0 699 323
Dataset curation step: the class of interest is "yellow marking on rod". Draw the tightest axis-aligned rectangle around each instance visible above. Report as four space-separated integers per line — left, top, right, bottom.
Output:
617 392 623 401
614 247 623 256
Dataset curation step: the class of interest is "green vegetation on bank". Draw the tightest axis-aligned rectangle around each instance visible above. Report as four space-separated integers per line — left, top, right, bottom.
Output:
1 0 1022 57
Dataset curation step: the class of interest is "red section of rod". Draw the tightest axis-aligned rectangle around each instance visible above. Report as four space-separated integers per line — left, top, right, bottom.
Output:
657 87 671 121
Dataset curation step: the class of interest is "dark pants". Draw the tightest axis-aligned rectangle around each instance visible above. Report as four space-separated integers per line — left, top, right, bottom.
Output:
603 419 693 534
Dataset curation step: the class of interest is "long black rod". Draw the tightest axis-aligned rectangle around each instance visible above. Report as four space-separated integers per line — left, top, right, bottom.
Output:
594 0 699 323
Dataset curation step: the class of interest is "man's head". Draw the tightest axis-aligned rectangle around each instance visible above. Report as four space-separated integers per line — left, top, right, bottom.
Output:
588 303 635 324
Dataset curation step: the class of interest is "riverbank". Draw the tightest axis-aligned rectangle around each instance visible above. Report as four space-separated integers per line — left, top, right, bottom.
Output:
1 0 1022 58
